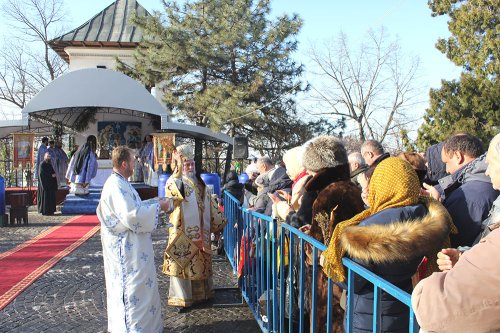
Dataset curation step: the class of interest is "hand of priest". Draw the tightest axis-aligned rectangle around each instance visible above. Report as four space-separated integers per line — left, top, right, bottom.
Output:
159 197 174 214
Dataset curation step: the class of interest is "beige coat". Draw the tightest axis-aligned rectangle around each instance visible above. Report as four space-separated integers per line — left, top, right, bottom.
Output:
274 146 307 220
412 228 500 333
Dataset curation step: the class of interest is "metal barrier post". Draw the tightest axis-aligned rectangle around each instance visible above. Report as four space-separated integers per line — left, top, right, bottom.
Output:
373 286 381 333
326 278 333 333
288 233 295 333
299 238 305 333
409 307 419 333
266 218 271 331
311 247 318 333
279 230 285 332
272 219 278 332
346 267 354 333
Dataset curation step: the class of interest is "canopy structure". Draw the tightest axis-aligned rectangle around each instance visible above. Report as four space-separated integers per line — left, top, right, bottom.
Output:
0 117 53 140
22 68 167 128
161 121 233 145
18 68 233 145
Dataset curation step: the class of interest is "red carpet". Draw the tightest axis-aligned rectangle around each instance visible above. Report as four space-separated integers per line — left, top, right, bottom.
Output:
0 215 100 310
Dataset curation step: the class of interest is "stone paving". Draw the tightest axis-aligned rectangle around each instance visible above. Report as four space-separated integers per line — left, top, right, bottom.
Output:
0 209 260 333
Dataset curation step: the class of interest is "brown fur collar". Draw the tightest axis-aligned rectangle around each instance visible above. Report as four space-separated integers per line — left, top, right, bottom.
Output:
340 199 451 263
305 164 351 192
310 181 364 244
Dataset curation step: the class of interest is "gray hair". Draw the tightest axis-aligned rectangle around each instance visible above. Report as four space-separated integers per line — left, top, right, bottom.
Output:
257 156 273 167
348 152 366 166
490 133 500 158
361 140 384 155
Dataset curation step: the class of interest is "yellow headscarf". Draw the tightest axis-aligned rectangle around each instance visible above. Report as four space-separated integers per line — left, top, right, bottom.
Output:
322 157 421 282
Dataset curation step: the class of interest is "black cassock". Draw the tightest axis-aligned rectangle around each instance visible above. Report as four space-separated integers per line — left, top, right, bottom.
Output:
37 160 58 215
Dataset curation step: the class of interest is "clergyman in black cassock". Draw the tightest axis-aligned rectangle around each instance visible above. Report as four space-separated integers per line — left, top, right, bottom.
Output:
37 152 58 215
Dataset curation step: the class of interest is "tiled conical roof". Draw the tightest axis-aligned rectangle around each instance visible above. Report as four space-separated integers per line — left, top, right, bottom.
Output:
49 0 150 62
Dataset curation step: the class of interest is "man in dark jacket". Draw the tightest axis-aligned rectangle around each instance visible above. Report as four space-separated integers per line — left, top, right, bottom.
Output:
348 152 368 188
424 134 499 247
360 140 390 183
251 158 292 215
360 140 390 167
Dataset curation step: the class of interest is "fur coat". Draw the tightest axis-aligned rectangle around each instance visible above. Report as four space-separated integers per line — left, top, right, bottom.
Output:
341 199 451 333
304 164 365 333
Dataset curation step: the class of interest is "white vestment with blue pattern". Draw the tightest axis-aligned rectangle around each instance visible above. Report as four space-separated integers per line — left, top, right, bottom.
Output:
97 172 163 333
35 144 48 180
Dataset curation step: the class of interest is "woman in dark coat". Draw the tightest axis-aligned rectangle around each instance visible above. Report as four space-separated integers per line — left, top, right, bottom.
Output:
323 157 454 333
37 152 58 215
222 171 244 204
302 136 365 333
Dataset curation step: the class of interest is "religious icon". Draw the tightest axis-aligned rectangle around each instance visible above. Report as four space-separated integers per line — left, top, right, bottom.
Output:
13 133 35 168
152 133 175 171
97 121 142 158
18 140 30 159
124 124 141 149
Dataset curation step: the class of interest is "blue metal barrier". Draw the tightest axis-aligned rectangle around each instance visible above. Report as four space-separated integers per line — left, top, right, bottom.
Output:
222 191 419 333
343 258 420 333
223 192 241 272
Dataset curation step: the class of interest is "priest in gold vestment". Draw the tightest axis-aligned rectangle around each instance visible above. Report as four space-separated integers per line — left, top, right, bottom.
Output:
162 144 226 310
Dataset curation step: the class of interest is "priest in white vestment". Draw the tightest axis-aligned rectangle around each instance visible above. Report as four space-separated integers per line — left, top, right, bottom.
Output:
162 144 226 311
66 135 98 195
97 145 173 333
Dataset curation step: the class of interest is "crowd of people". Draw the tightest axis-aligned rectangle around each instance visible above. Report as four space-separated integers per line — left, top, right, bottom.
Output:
230 132 499 333
35 136 73 215
34 131 500 332
34 133 157 214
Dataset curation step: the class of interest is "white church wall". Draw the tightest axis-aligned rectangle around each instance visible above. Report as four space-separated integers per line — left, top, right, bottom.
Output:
65 47 135 72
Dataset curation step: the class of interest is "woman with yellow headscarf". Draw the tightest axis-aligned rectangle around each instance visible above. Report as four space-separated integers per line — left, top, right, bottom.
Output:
322 157 454 333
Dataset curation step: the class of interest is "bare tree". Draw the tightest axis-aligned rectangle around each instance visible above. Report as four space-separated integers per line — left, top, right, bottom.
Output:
0 0 67 111
0 42 34 110
308 28 421 143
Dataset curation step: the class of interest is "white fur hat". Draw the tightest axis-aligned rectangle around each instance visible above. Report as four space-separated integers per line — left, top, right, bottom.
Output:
302 135 347 172
282 146 305 180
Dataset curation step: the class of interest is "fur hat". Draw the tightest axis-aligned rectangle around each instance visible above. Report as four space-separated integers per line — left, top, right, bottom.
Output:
176 144 194 161
302 135 347 172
